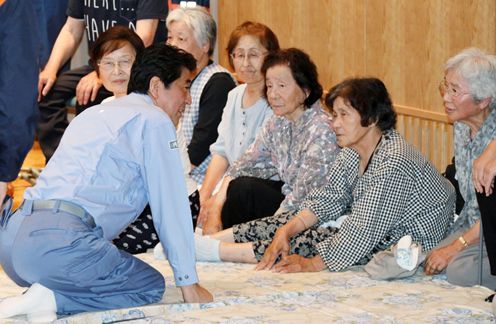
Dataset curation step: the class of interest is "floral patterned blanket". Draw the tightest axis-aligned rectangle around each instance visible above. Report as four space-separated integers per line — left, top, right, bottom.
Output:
1 253 494 323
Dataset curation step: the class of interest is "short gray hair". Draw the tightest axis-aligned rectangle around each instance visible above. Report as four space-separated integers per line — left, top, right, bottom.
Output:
445 47 496 110
166 7 217 57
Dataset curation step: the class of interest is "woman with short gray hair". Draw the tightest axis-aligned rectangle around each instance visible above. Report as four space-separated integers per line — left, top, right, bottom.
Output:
425 47 496 289
166 7 236 186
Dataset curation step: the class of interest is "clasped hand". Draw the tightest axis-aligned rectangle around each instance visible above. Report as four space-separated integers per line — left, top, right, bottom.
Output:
254 227 321 273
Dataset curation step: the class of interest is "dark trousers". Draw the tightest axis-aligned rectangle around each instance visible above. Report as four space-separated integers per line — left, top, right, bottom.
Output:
113 190 201 254
477 190 496 275
221 176 285 229
37 65 112 161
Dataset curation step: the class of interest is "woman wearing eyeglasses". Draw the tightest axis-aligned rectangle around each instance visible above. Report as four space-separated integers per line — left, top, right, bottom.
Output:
199 48 339 235
90 26 144 102
424 48 496 290
197 22 279 234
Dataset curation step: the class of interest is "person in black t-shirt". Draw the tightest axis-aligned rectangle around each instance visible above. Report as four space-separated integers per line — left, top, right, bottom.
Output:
37 0 167 162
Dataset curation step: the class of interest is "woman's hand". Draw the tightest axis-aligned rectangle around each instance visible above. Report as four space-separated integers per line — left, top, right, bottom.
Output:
180 283 213 303
272 254 326 273
76 71 103 105
255 226 291 270
424 243 461 275
473 140 496 196
200 197 223 235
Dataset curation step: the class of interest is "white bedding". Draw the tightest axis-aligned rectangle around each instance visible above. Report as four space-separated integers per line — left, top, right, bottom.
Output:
1 253 494 323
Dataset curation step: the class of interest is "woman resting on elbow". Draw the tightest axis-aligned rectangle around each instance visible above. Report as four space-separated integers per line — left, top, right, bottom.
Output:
198 21 279 232
424 48 496 289
195 77 455 274
200 48 340 234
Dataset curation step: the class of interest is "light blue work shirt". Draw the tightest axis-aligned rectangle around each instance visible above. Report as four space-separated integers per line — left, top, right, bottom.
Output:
25 93 198 286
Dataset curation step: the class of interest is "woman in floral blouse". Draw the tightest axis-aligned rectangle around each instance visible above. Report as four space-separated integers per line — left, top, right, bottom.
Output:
201 48 339 234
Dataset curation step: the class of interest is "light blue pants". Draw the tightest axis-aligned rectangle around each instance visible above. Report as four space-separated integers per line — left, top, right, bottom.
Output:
0 200 165 315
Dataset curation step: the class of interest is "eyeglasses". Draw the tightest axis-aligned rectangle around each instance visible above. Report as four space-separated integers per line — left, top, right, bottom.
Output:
97 59 134 71
438 81 470 98
230 50 267 62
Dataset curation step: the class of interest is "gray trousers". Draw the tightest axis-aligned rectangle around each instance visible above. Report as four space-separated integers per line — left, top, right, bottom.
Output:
436 230 496 290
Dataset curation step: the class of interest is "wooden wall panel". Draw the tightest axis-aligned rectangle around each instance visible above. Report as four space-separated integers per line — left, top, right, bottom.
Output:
218 0 496 110
217 0 496 169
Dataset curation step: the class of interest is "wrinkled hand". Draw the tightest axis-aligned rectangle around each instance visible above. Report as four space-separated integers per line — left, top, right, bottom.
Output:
424 244 459 275
38 69 58 101
473 145 496 196
199 196 223 235
272 254 324 273
76 71 103 105
197 195 213 228
180 283 213 303
255 227 291 270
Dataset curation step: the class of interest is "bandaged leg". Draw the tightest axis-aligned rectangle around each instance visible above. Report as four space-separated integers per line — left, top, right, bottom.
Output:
0 283 57 322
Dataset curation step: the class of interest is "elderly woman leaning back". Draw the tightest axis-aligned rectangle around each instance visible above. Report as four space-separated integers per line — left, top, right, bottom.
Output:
194 77 455 273
424 48 496 289
199 48 340 235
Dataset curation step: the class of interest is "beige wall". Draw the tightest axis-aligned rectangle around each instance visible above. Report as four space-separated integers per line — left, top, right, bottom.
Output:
217 0 496 113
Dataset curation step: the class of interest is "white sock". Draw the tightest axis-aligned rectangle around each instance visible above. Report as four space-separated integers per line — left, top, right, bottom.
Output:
194 233 221 262
0 283 57 322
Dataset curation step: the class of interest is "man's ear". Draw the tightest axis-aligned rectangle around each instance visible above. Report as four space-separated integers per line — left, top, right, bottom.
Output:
148 76 161 100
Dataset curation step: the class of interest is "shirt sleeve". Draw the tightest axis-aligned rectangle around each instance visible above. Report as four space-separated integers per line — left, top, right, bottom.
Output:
188 73 236 166
136 0 168 20
315 163 414 271
226 116 279 179
66 0 83 19
143 118 198 286
209 88 237 158
280 123 340 211
299 152 354 223
0 0 39 182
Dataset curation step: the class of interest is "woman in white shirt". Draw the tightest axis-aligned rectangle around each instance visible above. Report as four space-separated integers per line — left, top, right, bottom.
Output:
198 21 279 233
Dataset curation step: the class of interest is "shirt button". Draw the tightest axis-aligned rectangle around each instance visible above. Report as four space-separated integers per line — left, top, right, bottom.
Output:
185 275 189 279
178 277 182 281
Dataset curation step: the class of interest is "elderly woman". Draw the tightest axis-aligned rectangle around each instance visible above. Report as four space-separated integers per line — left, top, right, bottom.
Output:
425 48 496 289
197 21 279 230
88 26 144 101
201 48 339 234
195 78 454 273
166 7 236 184
0 44 212 321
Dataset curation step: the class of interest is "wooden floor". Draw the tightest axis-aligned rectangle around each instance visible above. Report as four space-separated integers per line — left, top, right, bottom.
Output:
11 141 45 209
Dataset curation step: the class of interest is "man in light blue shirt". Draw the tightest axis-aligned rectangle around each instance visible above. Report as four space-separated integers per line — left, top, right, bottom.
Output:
0 44 212 320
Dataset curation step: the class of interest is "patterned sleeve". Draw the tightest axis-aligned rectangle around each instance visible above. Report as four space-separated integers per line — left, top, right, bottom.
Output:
226 116 279 179
315 164 415 271
299 151 354 222
280 123 340 211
